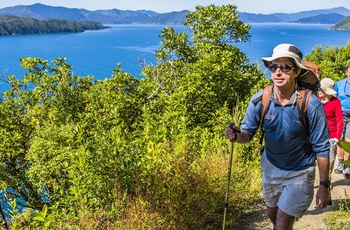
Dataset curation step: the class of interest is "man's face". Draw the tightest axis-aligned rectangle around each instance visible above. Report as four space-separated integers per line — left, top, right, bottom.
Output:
346 67 350 80
268 57 300 89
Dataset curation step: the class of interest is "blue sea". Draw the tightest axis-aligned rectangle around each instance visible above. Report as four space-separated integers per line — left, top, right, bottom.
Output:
236 23 350 64
0 23 350 91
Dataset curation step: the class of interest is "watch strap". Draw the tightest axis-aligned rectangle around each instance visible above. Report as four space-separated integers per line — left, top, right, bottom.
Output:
320 180 331 188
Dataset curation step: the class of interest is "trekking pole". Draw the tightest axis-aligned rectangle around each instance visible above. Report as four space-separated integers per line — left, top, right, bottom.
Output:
222 122 235 230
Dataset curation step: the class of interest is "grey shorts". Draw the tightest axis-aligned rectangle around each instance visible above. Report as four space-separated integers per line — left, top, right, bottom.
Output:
342 116 350 140
260 152 315 218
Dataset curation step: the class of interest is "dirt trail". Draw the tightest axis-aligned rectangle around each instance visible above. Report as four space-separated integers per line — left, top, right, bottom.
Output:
293 160 350 230
234 158 350 229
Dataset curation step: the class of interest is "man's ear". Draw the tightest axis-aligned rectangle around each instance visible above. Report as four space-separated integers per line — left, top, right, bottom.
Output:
293 68 301 78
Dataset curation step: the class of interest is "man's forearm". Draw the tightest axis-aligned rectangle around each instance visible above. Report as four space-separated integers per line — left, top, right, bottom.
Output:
317 156 330 182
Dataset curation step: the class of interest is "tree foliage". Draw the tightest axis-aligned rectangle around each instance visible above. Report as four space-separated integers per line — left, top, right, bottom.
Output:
305 41 350 81
142 4 266 129
0 4 271 229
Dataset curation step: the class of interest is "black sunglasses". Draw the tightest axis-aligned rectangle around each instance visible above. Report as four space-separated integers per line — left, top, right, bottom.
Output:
268 63 295 73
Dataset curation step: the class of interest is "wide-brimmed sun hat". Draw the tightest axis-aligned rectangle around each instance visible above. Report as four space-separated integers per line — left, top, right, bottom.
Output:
262 43 308 76
320 78 337 95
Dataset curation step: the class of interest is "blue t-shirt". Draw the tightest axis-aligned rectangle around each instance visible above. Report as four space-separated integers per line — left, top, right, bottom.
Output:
241 88 330 171
334 78 350 112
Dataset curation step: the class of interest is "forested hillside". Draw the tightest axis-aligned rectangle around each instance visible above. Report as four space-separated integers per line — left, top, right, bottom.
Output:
330 15 350 29
0 15 110 35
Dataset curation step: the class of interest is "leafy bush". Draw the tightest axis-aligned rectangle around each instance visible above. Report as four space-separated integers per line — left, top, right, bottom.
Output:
0 4 270 229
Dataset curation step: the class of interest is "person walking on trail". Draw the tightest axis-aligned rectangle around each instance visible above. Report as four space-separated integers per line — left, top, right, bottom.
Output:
334 64 350 178
318 78 343 184
225 43 330 230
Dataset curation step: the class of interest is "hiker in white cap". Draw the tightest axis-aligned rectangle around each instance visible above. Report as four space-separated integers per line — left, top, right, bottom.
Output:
318 77 343 185
226 44 330 230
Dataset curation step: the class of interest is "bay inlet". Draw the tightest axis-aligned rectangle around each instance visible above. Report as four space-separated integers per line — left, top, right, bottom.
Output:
0 23 349 92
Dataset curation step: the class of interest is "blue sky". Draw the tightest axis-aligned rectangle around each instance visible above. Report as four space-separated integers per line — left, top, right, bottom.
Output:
0 0 350 13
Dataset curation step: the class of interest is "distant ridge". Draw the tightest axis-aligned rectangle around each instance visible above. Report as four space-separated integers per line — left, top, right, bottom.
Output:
294 13 345 24
0 3 178 24
238 7 350 23
138 10 189 25
0 4 349 25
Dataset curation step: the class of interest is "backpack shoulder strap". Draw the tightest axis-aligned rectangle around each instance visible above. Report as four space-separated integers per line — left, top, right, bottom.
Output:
259 85 273 145
297 89 313 130
260 85 273 124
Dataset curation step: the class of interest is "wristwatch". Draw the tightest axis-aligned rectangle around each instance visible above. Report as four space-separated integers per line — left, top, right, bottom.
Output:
320 180 331 188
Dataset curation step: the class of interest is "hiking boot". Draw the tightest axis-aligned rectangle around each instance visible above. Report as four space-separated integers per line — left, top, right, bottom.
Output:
343 166 350 178
334 162 344 174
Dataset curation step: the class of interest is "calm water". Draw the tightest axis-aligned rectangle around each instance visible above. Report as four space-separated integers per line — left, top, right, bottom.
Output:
0 24 171 81
237 23 350 64
0 23 350 91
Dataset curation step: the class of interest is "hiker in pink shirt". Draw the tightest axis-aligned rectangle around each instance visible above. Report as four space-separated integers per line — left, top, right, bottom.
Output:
318 78 344 184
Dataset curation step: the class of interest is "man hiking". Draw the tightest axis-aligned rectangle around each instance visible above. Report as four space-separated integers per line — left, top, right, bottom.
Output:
226 43 330 230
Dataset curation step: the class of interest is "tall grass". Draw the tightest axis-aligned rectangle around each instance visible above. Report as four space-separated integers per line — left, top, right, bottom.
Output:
325 190 350 229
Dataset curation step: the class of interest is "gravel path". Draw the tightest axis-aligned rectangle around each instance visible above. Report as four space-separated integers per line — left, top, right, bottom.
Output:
234 159 350 230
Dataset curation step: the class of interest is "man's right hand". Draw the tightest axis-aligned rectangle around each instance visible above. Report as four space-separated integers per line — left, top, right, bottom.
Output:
225 122 241 142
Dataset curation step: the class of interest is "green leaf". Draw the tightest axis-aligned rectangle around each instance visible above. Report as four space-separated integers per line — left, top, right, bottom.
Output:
338 140 350 153
33 216 45 222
